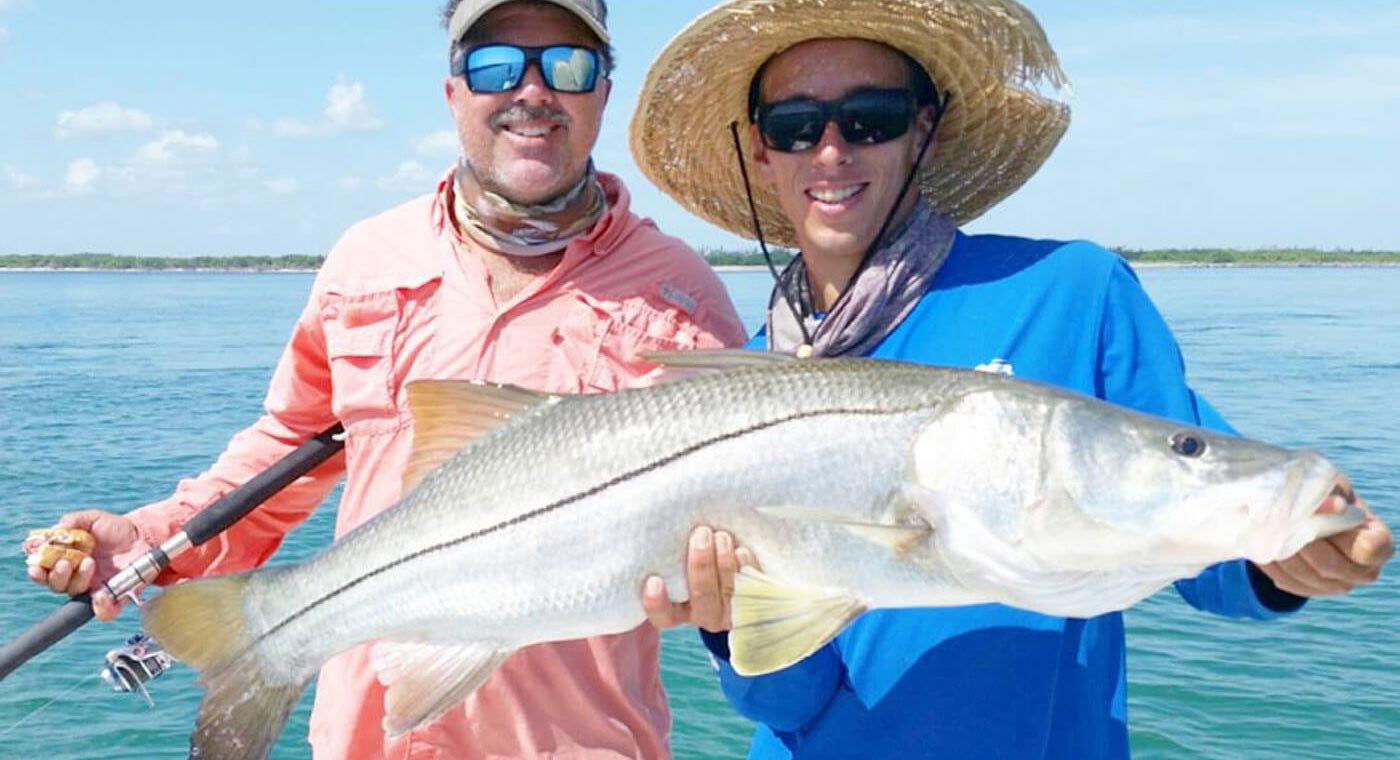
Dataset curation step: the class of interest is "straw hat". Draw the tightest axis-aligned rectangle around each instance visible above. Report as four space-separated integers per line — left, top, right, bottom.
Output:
630 0 1071 248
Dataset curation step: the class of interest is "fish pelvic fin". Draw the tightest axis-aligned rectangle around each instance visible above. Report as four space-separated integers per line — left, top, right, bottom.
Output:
142 573 309 760
729 567 865 677
371 641 511 737
404 380 559 493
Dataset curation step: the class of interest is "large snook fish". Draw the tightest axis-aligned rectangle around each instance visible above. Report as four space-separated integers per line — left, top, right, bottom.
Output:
142 353 1362 759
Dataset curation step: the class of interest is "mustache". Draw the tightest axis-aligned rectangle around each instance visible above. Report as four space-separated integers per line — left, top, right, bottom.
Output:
490 105 571 130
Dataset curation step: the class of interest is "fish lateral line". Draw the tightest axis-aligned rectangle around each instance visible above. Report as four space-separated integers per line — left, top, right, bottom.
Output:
251 403 934 645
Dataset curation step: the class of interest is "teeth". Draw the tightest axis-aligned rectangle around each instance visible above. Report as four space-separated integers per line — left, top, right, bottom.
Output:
507 125 554 138
808 185 863 203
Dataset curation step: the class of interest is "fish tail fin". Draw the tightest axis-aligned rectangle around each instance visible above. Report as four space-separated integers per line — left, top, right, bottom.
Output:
143 572 310 760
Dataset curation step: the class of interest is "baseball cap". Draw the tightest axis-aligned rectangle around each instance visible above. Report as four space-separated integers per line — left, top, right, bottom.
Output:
449 0 610 46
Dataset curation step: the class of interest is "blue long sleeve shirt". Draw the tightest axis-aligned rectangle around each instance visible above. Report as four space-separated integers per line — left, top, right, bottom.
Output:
706 234 1304 759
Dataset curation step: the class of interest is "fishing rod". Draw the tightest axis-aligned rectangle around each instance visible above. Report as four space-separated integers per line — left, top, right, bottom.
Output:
0 423 345 684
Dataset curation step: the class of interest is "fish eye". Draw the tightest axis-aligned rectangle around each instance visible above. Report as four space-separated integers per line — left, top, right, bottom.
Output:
1169 431 1207 458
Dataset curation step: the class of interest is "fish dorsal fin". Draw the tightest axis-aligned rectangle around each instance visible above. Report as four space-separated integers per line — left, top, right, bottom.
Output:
371 641 511 737
641 349 798 374
404 380 557 494
728 567 866 677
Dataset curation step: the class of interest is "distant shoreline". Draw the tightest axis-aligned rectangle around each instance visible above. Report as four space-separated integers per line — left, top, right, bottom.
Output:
4 250 1400 273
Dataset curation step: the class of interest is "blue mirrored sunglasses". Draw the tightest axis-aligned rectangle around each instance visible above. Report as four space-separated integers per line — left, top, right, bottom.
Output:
452 44 601 94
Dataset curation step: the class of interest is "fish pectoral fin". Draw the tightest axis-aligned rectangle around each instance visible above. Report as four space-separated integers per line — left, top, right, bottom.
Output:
371 640 511 736
728 567 865 677
403 380 560 493
754 505 933 553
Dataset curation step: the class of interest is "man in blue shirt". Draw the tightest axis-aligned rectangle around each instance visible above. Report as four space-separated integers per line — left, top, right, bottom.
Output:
630 1 1394 757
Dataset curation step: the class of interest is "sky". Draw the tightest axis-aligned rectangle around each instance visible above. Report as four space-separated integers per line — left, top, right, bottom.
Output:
1 0 1397 256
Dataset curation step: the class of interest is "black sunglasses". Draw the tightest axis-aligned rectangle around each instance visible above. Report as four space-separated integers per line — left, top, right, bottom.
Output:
452 44 601 94
754 88 919 153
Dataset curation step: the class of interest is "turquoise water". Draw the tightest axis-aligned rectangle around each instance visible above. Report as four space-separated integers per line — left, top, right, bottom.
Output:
0 267 1396 758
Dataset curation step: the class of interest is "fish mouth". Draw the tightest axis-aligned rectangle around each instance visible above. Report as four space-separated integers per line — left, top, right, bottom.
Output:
1306 479 1366 538
1263 457 1364 561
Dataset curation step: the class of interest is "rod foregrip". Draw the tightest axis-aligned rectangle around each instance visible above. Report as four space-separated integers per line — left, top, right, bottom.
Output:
0 596 95 681
181 423 344 545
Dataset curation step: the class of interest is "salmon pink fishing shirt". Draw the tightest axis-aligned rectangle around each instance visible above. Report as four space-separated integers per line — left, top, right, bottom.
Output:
125 170 748 759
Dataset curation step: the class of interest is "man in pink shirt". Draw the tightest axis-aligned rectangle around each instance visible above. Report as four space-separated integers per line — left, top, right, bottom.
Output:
26 1 746 757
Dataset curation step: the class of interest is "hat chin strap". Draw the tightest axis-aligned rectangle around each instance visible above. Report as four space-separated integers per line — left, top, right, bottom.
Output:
728 90 951 357
728 121 815 351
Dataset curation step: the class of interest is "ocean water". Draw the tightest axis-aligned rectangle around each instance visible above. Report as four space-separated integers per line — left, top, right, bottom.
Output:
0 267 1396 759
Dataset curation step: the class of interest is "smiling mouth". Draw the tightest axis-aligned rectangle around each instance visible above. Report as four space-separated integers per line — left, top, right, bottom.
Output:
501 123 562 138
806 184 867 204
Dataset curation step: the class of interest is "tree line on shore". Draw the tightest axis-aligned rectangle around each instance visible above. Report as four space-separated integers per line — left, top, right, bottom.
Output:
0 254 325 270
1 248 1397 271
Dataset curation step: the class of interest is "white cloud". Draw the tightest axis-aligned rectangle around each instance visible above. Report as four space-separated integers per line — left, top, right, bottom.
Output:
263 177 299 195
55 102 156 139
65 158 101 194
272 77 383 137
338 176 364 192
376 161 432 193
3 164 36 190
89 130 225 196
325 79 383 131
133 130 219 164
414 129 460 157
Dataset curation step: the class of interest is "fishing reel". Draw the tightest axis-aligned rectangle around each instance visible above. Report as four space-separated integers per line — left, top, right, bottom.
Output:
100 632 175 708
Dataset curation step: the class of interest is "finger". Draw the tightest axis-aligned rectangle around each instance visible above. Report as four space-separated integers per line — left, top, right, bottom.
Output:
1314 493 1350 516
1295 540 1374 589
686 528 722 626
27 564 48 585
641 576 675 627
1268 555 1352 597
57 510 107 531
46 559 74 594
735 546 761 571
63 556 96 596
714 532 739 595
92 588 124 623
1311 475 1355 516
1327 518 1395 570
713 531 739 630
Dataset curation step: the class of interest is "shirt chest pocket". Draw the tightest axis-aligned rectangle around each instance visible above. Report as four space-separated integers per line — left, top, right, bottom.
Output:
559 294 703 393
321 291 402 427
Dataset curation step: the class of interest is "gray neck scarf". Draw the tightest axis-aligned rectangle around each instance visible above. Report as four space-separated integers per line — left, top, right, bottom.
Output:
453 158 608 257
768 202 957 357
